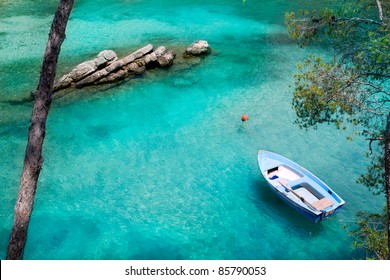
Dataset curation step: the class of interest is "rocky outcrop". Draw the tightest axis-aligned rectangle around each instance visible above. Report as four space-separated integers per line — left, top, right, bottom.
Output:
54 44 176 91
54 41 210 92
75 44 153 87
184 40 211 57
54 50 118 90
155 46 175 67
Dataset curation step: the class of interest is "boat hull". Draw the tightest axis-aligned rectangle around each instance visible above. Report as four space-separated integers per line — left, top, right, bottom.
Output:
269 185 344 222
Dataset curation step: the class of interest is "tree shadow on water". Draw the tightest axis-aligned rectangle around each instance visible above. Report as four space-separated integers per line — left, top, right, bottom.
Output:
0 95 34 107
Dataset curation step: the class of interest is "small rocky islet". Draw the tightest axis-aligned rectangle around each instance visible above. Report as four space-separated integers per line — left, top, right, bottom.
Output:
53 40 211 92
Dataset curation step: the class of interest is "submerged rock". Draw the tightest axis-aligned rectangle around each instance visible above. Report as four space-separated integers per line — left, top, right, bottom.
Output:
184 40 211 57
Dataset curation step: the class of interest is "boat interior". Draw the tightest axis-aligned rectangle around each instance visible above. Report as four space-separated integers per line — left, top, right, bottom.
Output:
266 165 334 211
267 165 302 181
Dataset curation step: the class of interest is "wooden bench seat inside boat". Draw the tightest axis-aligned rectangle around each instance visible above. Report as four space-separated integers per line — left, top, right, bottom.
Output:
311 197 334 211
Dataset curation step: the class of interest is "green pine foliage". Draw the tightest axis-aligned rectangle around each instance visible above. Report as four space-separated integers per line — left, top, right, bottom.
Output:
343 207 389 259
285 0 390 259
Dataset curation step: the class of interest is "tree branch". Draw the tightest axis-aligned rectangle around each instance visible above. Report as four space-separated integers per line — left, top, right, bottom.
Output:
375 0 384 21
367 137 385 154
362 72 390 79
290 16 384 26
336 17 384 25
354 80 386 92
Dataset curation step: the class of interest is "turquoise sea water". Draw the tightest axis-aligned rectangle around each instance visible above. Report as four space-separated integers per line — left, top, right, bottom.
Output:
0 0 383 259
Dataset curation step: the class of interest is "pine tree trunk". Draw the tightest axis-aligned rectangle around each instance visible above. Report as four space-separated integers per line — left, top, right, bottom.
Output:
385 112 390 260
6 0 74 260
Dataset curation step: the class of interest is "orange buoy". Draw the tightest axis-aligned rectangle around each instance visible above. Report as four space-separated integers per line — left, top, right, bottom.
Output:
241 114 249 122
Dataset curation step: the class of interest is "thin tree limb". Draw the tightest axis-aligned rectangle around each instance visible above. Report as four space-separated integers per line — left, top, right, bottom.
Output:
375 0 384 21
291 16 384 26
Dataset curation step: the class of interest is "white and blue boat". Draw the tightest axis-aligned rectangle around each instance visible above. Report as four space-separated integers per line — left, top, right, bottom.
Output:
258 150 345 222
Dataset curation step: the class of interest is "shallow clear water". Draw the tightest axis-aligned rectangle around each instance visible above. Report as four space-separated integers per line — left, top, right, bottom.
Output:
0 0 382 259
